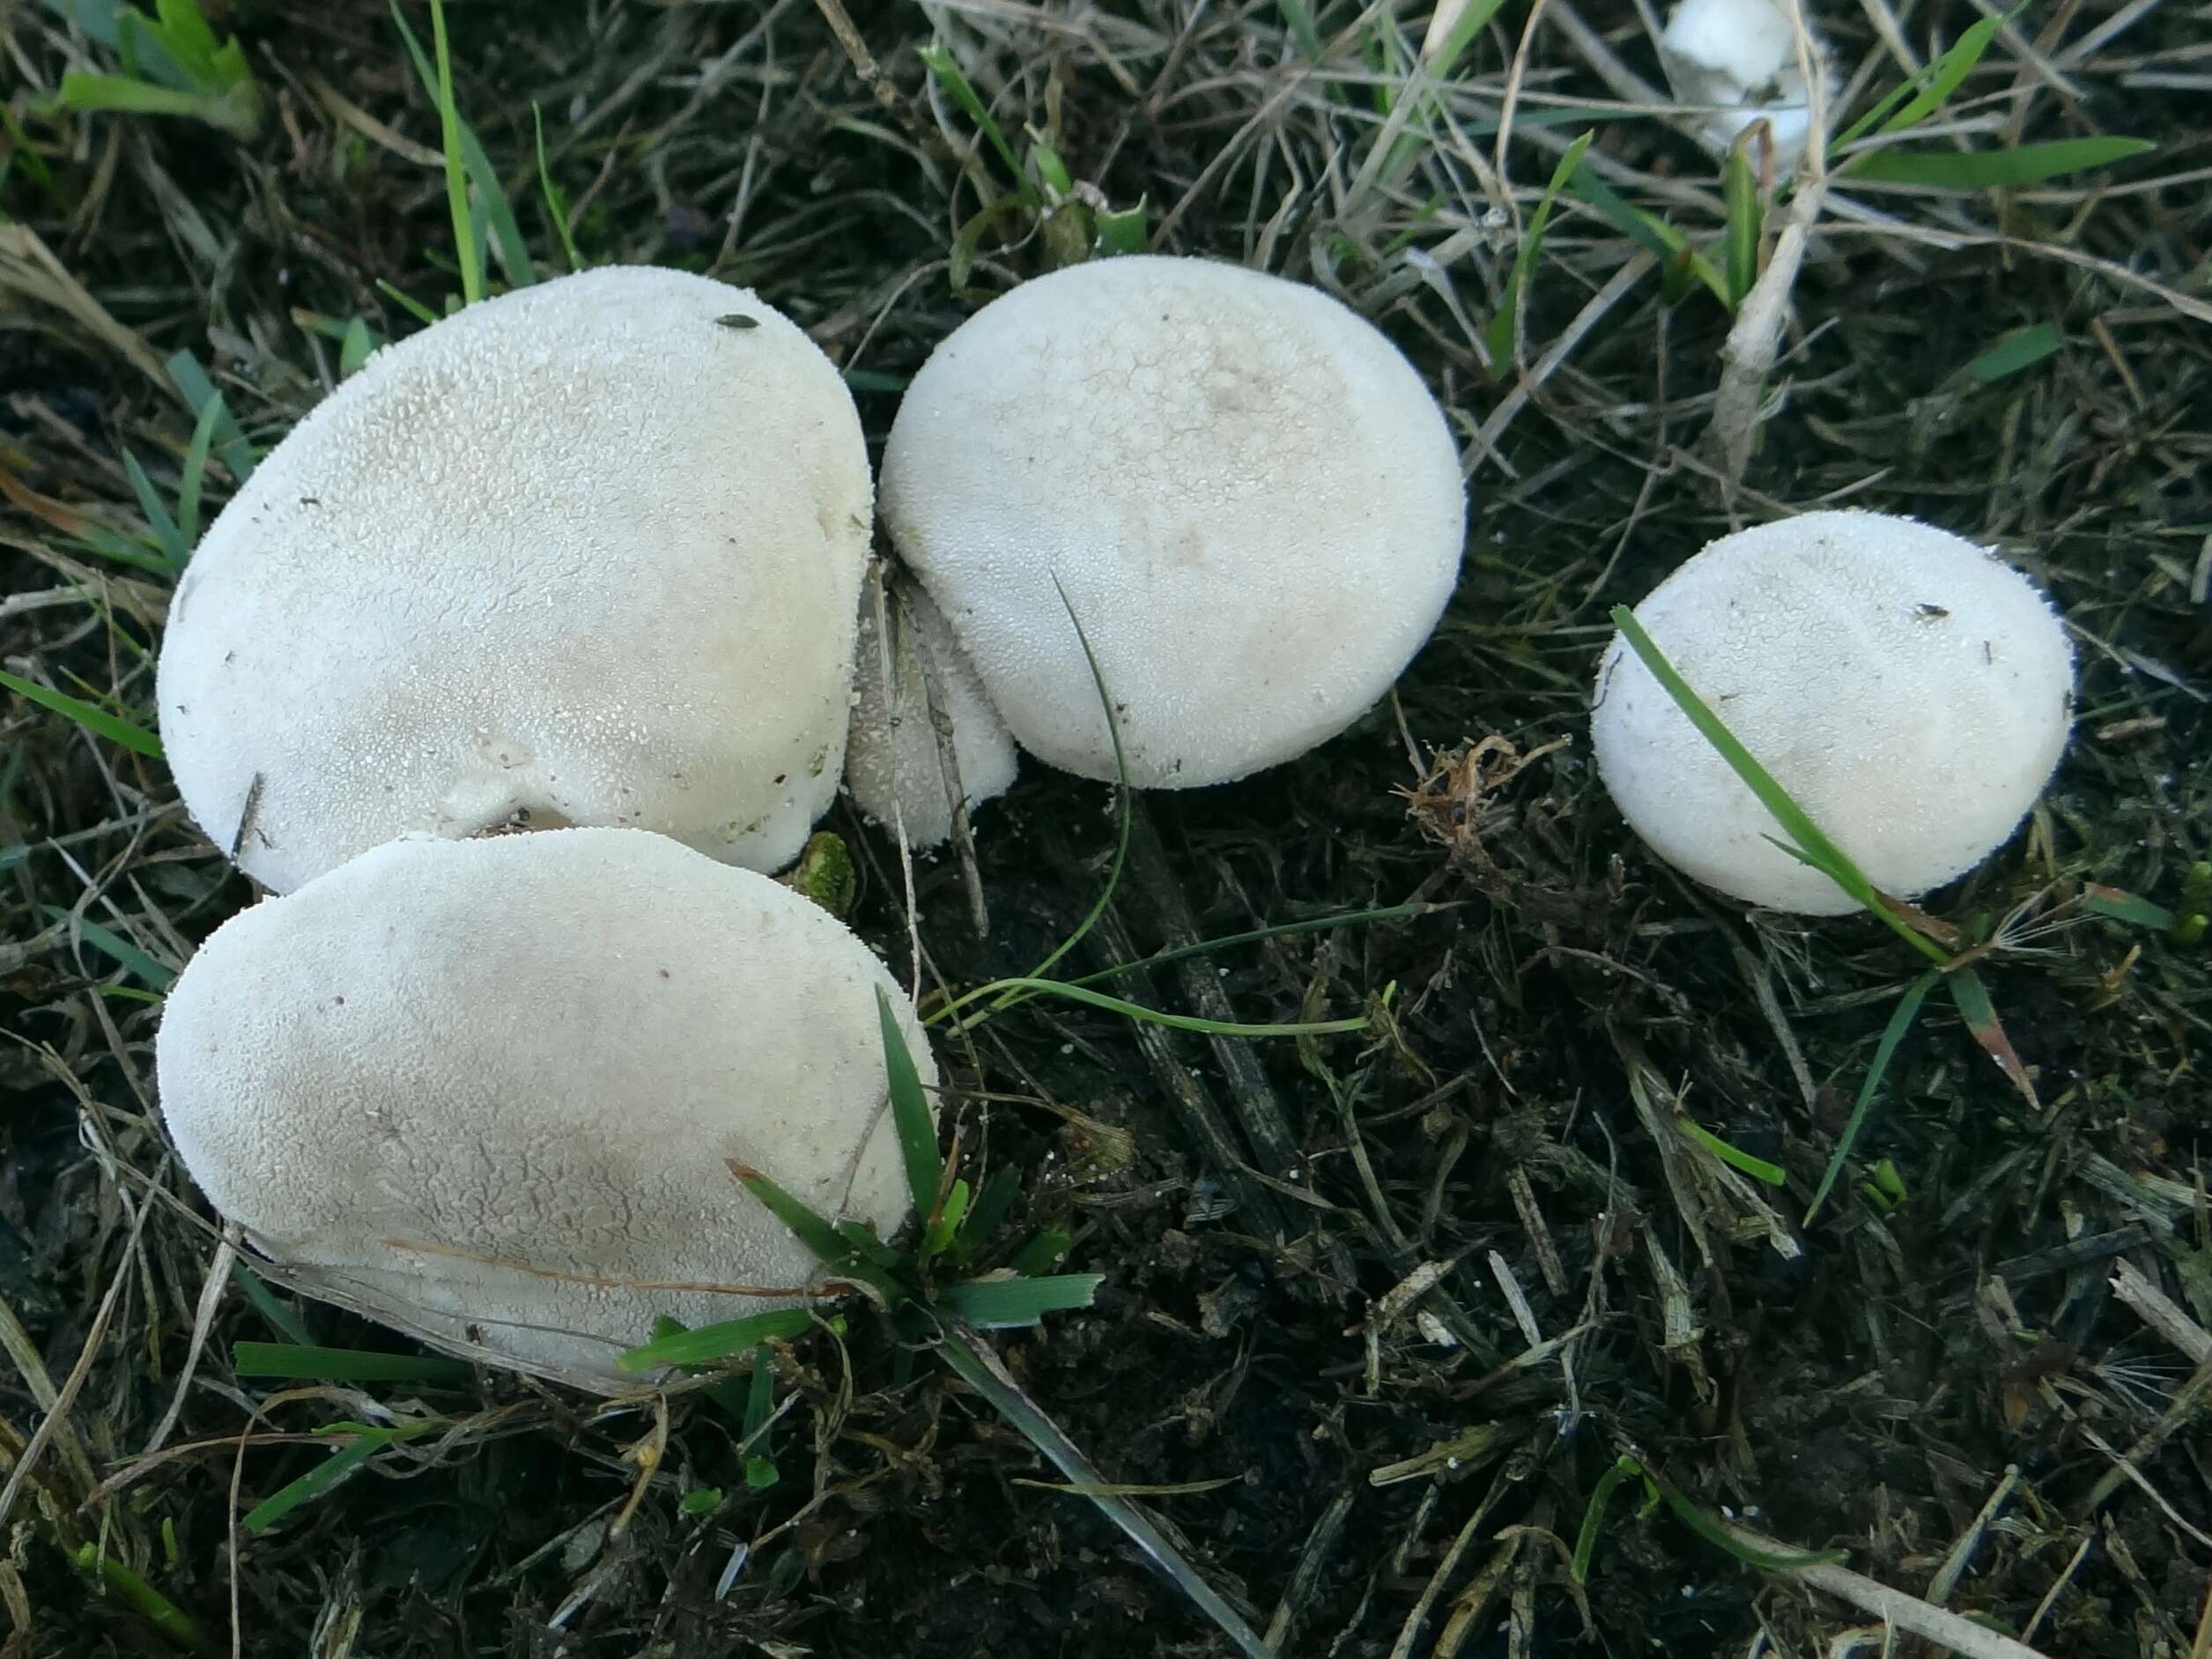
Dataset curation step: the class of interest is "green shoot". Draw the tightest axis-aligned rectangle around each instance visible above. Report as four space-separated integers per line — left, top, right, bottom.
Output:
533 104 584 272
0 669 163 758
1485 131 1593 374
40 906 175 989
1676 1115 1785 1186
614 1309 816 1373
51 0 263 140
165 350 255 482
232 1341 472 1386
1844 137 2155 190
917 44 1028 191
68 1544 206 1650
244 1417 440 1533
1803 970 1938 1225
1721 130 1761 308
1829 10 2013 153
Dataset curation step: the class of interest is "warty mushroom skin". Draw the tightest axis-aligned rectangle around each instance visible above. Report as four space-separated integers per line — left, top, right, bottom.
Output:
878 256 1466 791
1591 511 2075 915
155 827 933 1390
157 264 871 894
845 579 1019 848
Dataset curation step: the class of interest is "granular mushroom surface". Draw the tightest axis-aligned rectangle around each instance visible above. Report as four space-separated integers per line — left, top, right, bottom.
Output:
157 265 871 892
154 827 932 1389
1592 511 2075 915
878 256 1465 789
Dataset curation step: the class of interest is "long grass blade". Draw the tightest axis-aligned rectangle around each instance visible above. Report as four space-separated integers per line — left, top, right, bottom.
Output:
1803 970 1938 1225
936 1320 1272 1658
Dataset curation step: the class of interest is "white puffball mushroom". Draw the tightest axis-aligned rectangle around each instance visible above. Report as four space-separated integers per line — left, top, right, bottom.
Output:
878 256 1465 791
1591 511 2075 915
155 827 933 1391
157 265 872 893
845 579 1019 848
1657 0 1831 172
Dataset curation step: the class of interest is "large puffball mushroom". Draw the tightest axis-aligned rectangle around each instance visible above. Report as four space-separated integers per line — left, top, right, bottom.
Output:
154 827 933 1391
1591 511 2075 915
1657 0 1831 172
845 578 1019 848
157 265 871 893
878 256 1465 791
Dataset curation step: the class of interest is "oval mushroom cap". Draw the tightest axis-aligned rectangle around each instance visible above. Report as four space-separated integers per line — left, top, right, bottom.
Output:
878 256 1466 790
155 827 933 1389
845 580 1019 848
1591 511 2075 915
157 265 871 893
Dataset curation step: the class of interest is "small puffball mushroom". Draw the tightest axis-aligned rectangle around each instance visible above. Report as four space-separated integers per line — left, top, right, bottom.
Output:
845 579 1019 848
1657 0 1831 172
878 256 1465 790
1591 511 2075 915
158 265 871 893
155 827 933 1390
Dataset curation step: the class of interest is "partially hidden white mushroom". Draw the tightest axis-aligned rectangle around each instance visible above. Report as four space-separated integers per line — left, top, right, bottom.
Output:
878 256 1466 791
844 575 1019 848
157 265 872 893
1591 511 2075 915
1657 0 1832 172
155 827 933 1390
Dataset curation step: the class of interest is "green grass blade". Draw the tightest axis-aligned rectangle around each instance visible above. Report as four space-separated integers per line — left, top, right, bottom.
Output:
917 44 1027 190
232 1342 471 1385
877 988 943 1221
1831 10 2008 152
2081 885 2176 931
40 906 174 989
616 1308 815 1372
958 1166 1022 1256
68 1544 206 1650
1846 137 2154 189
119 450 185 568
935 1322 1273 1659
174 387 222 551
1966 322 2060 384
1572 1455 1644 1583
1803 969 1938 1225
243 1418 436 1533
164 351 255 482
396 0 484 305
729 1163 906 1306
1946 964 2037 1107
943 976 1366 1040
1009 1229 1071 1277
1721 135 1759 308
1565 165 1727 304
1094 198 1147 256
533 103 584 272
232 1264 312 1345
1676 1115 1785 1186
1647 1465 1848 1570
1486 130 1593 373
375 278 440 328
937 1273 1103 1329
1276 0 1323 58
1606 606 1949 965
0 668 162 757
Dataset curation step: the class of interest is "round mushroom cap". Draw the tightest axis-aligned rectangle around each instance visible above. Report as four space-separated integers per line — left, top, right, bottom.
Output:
845 580 1019 848
1657 0 1825 169
1591 511 2075 915
157 265 871 893
155 827 934 1390
878 256 1465 790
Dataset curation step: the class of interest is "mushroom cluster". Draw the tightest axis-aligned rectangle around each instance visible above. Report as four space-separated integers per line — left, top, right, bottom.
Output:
152 256 1470 1381
1591 511 2075 915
